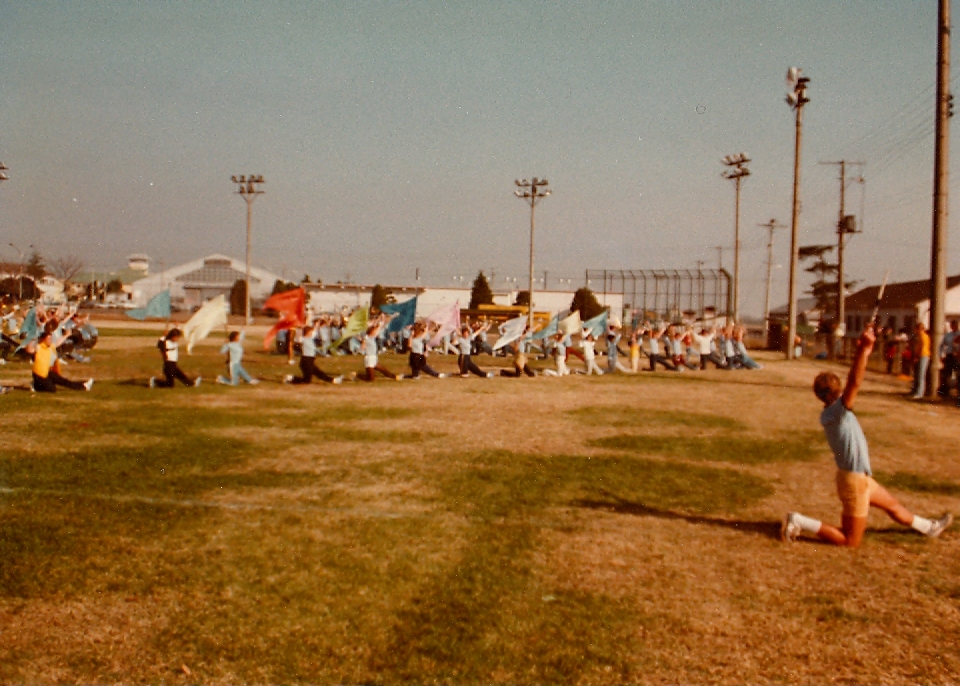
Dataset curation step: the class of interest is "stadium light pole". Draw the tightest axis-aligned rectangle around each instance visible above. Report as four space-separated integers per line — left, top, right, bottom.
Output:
514 177 551 331
722 153 751 323
785 67 810 360
8 241 26 301
231 175 265 325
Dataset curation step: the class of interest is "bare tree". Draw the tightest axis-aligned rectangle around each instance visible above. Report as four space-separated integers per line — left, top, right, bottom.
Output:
51 255 84 285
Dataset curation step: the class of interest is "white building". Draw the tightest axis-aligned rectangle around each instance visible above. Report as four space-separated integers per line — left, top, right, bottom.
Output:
303 283 601 319
843 274 960 335
131 254 281 310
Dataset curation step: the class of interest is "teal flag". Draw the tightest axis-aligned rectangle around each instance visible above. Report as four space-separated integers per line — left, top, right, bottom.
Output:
127 290 171 321
530 312 561 340
16 307 38 351
380 296 417 334
582 311 608 338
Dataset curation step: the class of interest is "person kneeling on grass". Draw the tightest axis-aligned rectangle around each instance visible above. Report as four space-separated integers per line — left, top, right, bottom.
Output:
361 315 400 381
782 323 952 546
150 328 201 389
217 331 260 386
284 323 343 385
32 329 93 393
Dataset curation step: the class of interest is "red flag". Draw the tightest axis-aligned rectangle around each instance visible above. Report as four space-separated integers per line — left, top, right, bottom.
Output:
262 288 306 350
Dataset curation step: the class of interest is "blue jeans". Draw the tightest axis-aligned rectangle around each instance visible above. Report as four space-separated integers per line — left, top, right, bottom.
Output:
219 362 253 386
912 356 929 397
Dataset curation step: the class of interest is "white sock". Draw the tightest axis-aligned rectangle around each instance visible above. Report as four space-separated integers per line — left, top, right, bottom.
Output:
794 513 822 534
911 515 933 534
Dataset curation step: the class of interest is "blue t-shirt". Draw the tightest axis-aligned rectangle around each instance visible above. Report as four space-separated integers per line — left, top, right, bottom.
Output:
820 399 871 475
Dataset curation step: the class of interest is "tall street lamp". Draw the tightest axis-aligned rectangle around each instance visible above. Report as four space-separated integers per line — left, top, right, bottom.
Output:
722 152 751 323
514 177 551 331
231 175 265 324
785 67 810 359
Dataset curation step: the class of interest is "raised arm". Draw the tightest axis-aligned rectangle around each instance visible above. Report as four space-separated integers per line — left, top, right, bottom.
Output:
842 324 876 410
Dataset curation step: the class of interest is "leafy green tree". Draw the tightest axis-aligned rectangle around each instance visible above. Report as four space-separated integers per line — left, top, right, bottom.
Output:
469 271 495 309
370 284 395 311
514 290 530 307
570 287 605 321
229 279 247 316
271 279 298 295
25 251 46 280
106 278 124 294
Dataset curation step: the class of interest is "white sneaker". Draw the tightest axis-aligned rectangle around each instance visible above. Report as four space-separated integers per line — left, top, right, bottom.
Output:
333 375 343 384
926 513 953 538
486 372 495 378
249 379 260 385
194 376 202 387
216 376 229 385
288 359 296 365
283 374 294 384
149 377 156 389
438 373 447 379
0 386 10 394
780 512 801 543
83 378 94 391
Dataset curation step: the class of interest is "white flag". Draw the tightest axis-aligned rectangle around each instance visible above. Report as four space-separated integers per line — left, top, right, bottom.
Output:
184 295 228 354
493 315 528 351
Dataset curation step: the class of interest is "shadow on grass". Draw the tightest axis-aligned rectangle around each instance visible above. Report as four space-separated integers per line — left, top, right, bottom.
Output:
587 432 821 465
568 405 745 431
571 491 781 540
875 470 960 497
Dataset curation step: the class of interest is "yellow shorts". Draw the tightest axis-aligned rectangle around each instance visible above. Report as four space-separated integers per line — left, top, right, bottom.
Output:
835 469 879 518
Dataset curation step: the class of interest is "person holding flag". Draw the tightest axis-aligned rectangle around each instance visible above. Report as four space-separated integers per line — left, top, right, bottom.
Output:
284 322 343 385
217 331 260 386
361 314 401 381
150 327 201 389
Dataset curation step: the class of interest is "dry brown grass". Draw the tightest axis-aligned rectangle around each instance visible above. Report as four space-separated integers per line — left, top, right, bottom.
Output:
1 336 959 683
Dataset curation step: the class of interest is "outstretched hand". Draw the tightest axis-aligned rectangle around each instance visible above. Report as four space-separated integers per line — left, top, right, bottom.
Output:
859 323 876 349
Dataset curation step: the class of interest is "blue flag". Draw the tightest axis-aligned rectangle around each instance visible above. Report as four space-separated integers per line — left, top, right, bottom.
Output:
16 307 38 351
127 290 171 321
380 296 417 334
530 312 563 340
582 310 608 338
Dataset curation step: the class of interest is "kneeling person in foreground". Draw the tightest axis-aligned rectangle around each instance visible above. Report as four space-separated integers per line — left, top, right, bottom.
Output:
782 323 952 547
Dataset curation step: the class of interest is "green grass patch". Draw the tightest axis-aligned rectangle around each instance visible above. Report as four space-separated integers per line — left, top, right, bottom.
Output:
569 405 745 430
801 595 868 623
874 471 960 497
586 432 820 465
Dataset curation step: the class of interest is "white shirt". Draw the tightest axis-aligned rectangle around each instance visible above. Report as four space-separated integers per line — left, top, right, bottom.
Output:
693 332 715 355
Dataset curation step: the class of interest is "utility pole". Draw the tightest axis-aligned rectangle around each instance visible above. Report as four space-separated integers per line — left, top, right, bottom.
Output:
785 67 811 360
231 174 265 325
819 160 864 358
759 219 786 344
929 0 952 397
514 177 551 331
715 245 724 271
722 153 751 323
543 269 548 290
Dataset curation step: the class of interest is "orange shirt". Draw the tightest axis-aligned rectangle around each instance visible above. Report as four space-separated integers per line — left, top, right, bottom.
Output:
918 330 931 358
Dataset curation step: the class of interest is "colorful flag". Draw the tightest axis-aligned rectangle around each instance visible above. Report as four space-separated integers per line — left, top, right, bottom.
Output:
261 288 307 350
493 315 528 351
127 290 171 321
426 302 460 346
184 295 228 354
582 310 608 338
329 306 369 351
380 296 417 334
558 310 582 338
531 311 566 340
16 307 38 351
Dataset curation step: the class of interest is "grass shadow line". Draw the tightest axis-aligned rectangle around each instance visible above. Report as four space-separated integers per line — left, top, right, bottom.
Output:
571 491 781 540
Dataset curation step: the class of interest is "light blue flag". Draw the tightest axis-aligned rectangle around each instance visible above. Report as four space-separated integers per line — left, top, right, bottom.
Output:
380 296 417 334
127 290 171 321
582 310 608 338
530 313 561 340
16 307 38 351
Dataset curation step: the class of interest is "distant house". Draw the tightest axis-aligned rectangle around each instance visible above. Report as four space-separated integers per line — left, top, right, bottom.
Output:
131 254 281 310
769 297 821 330
843 274 960 335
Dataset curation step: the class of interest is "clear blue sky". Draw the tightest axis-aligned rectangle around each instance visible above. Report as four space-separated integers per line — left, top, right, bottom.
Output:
0 1 955 315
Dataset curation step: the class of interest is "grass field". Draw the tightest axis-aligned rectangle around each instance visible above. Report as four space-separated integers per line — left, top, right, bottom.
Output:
1 327 959 684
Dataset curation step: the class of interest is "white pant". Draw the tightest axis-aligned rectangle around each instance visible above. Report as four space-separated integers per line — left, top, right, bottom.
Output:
544 357 570 377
